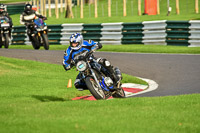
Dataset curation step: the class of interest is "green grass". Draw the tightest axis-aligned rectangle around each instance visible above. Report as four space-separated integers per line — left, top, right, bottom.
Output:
0 56 199 133
0 56 146 99
2 1 200 132
9 44 200 54
1 0 29 4
98 44 200 54
9 0 200 26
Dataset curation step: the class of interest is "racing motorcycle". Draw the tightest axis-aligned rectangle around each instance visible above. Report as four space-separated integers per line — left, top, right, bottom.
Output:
28 18 49 50
0 16 11 48
72 49 126 100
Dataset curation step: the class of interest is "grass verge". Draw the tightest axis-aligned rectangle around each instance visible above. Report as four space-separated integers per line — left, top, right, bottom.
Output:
8 0 200 26
0 56 146 101
0 56 199 133
8 44 200 54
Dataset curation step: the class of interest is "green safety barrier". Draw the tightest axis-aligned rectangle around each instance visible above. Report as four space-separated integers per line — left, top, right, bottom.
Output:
122 23 144 44
166 21 191 46
11 21 197 46
7 4 25 15
11 25 62 45
12 26 26 45
82 24 102 42
47 24 62 44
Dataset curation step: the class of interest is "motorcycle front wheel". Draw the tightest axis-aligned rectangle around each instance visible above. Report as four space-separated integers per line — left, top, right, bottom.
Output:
112 87 126 98
31 35 40 50
4 33 9 48
0 39 2 48
85 76 106 100
0 33 3 48
41 33 49 50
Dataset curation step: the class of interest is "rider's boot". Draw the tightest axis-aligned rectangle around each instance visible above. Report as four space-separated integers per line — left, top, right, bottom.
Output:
106 65 121 85
97 58 122 85
74 79 87 91
114 67 122 81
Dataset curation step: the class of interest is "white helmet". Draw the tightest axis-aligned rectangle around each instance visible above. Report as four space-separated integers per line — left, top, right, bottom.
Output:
0 4 6 13
69 33 83 50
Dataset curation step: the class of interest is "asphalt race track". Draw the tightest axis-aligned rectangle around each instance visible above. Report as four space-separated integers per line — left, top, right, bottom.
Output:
0 49 200 97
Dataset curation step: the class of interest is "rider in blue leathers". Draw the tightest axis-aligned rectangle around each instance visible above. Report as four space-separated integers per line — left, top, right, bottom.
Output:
63 33 122 91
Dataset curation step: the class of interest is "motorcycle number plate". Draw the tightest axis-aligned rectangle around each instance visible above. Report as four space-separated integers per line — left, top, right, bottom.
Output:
1 23 10 27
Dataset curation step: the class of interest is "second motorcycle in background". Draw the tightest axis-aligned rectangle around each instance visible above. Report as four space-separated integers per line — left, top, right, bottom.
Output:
30 18 49 50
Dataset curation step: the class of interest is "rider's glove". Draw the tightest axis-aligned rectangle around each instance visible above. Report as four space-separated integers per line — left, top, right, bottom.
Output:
63 64 71 71
43 17 47 20
97 42 102 49
66 65 71 70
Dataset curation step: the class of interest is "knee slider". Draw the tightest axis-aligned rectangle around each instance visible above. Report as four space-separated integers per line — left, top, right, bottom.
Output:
97 58 111 67
74 82 80 88
74 79 81 88
97 58 104 64
104 60 111 67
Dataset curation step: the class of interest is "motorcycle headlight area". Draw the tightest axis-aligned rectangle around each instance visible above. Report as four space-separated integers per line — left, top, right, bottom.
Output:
3 27 8 30
76 61 87 71
1 23 10 27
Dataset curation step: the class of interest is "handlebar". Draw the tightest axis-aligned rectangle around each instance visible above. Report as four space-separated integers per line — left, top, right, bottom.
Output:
72 50 94 65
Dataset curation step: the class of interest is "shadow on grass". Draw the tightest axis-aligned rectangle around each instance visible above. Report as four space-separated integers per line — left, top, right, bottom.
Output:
32 95 69 102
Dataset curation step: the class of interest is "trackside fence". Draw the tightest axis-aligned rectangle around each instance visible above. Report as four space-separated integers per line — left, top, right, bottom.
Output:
11 20 200 47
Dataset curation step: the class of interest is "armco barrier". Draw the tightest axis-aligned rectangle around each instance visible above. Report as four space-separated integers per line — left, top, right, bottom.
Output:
12 26 26 45
189 20 200 47
61 23 83 45
122 22 144 44
142 20 167 45
13 25 63 45
82 24 102 42
166 21 191 46
7 4 25 15
100 23 122 45
10 21 200 47
45 24 62 45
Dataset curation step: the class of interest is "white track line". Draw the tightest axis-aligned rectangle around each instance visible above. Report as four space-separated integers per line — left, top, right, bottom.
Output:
125 77 158 97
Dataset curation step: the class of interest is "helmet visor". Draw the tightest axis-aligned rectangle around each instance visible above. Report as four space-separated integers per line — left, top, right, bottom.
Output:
71 42 79 47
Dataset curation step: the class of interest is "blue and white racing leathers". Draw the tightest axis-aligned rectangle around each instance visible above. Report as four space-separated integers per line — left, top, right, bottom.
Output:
63 40 100 90
63 40 98 70
62 40 121 90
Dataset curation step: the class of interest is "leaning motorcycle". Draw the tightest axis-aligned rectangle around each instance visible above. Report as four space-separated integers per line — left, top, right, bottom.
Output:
0 16 11 48
28 18 49 50
73 49 126 100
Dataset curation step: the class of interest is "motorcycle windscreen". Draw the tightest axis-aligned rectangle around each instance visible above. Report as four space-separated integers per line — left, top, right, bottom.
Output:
34 18 44 27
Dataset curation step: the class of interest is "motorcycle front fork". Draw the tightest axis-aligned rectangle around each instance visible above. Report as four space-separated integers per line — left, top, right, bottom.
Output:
88 63 102 89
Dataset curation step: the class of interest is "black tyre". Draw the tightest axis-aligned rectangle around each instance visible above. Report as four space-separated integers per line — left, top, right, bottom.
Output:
31 35 40 50
85 76 106 100
112 87 126 98
0 39 2 48
0 34 2 48
4 34 9 48
41 33 49 50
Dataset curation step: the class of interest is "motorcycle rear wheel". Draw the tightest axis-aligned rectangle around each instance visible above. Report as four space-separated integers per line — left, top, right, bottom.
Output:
112 87 126 98
31 35 40 50
85 77 107 100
